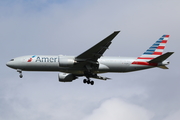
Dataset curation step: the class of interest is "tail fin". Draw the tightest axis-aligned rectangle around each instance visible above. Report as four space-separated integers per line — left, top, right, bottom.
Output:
137 35 170 61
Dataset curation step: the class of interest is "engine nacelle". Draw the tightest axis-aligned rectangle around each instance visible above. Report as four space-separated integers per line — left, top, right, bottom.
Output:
58 73 77 82
59 56 76 67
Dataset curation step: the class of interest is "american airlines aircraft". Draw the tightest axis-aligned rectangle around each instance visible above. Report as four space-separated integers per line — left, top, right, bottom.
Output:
6 31 174 85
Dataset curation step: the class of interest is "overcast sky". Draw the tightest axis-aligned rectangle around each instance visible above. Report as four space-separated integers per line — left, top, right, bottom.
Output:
0 0 180 120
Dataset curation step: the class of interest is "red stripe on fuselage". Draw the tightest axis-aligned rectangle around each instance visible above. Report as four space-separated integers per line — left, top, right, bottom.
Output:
132 61 158 66
137 57 154 59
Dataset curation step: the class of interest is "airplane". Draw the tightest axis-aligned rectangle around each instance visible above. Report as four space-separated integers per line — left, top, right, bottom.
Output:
6 31 174 85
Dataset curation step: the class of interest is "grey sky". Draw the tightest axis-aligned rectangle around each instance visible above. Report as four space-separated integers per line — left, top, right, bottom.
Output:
0 0 180 120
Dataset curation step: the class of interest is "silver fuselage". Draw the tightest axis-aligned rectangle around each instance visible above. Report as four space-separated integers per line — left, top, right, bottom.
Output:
6 55 154 76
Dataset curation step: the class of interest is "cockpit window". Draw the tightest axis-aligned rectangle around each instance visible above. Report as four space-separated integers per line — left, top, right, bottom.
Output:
10 59 14 61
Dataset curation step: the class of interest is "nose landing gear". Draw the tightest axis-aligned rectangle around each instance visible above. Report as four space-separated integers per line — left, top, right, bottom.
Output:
17 69 23 78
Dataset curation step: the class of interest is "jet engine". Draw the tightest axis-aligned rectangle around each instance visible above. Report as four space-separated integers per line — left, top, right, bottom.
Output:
58 73 77 82
59 56 76 67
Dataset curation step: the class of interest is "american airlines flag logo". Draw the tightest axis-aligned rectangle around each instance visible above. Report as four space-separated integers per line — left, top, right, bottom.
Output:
132 35 170 66
27 55 36 62
137 35 169 60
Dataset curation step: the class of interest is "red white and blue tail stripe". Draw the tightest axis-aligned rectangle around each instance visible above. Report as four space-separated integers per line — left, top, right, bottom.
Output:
137 35 169 61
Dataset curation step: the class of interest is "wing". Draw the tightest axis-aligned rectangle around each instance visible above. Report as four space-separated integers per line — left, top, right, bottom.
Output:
72 31 120 80
75 31 120 62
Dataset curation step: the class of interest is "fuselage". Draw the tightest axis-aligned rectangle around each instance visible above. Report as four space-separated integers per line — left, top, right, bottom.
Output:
6 55 155 75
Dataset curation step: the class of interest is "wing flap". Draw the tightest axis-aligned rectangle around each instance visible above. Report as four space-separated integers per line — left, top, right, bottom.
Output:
91 75 111 80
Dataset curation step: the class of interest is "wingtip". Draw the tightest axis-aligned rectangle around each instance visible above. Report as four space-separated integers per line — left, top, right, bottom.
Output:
114 31 121 33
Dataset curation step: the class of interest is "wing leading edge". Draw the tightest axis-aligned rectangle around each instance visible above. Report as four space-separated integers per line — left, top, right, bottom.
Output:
75 31 120 62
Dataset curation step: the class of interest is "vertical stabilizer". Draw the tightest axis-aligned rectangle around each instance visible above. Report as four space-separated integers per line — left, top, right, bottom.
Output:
137 35 169 61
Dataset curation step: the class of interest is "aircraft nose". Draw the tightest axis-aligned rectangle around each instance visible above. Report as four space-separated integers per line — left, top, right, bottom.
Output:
6 61 12 67
6 61 16 68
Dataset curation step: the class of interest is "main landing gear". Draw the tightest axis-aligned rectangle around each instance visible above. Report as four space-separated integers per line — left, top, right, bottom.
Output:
83 79 94 85
17 69 23 78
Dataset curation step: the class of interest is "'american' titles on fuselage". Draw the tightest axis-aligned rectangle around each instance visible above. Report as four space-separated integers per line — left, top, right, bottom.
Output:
35 56 58 63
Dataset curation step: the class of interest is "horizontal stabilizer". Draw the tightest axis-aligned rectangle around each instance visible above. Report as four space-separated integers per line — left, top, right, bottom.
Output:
148 52 174 63
158 66 169 69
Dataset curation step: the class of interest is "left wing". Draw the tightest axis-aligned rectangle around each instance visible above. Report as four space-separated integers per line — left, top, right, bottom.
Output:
75 31 120 62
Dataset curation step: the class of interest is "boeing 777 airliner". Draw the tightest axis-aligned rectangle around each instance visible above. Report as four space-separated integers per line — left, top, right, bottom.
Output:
6 31 174 85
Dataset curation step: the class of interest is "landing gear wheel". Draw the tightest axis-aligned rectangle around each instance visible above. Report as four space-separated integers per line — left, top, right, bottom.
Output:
17 69 23 78
87 80 90 84
83 79 94 85
19 74 23 78
83 79 87 83
90 81 94 85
